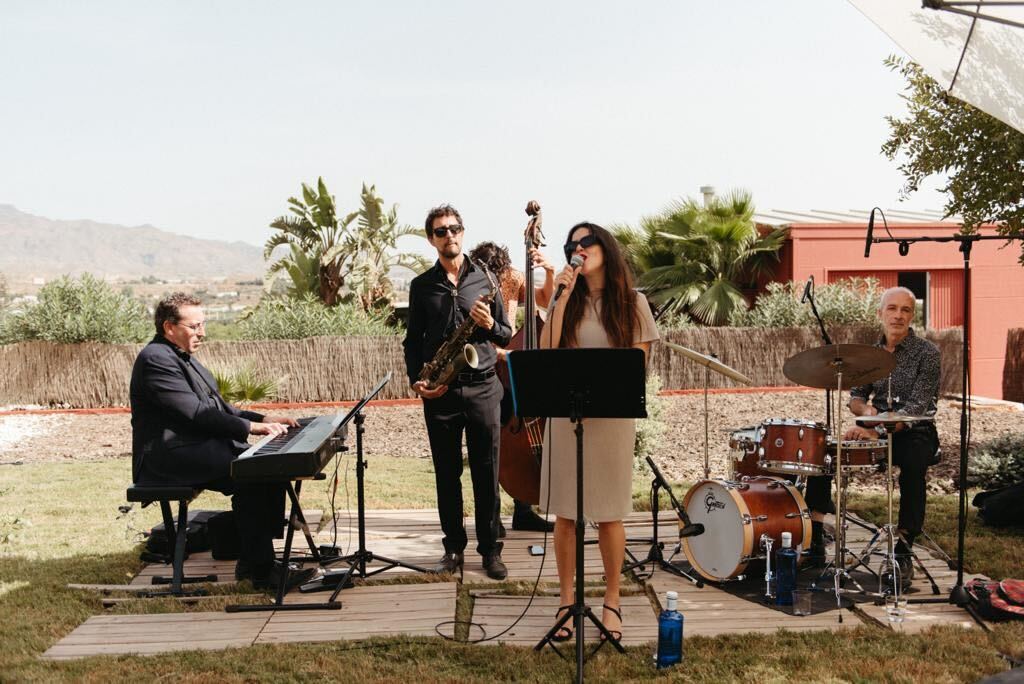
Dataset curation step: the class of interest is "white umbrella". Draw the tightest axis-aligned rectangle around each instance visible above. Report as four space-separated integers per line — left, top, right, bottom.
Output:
849 0 1024 134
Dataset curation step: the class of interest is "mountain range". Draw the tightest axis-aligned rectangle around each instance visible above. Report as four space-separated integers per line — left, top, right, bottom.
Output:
0 204 265 279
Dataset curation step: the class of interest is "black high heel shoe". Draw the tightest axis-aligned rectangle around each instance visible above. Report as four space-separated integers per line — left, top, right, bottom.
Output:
552 605 573 642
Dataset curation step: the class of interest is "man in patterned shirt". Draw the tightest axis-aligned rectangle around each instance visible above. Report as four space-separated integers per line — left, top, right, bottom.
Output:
843 286 941 582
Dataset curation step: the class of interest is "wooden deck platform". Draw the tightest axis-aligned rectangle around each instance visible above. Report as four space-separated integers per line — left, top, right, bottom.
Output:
49 507 989 659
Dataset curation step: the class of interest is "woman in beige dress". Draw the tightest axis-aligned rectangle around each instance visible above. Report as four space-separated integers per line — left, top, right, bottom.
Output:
539 222 659 642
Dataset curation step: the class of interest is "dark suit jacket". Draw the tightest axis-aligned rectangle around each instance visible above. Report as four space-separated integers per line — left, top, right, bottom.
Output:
130 335 264 486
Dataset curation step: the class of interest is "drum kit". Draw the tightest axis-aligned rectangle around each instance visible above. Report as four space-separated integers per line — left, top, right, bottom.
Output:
664 341 935 616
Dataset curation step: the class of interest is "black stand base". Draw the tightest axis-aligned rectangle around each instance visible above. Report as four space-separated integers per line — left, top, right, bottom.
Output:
303 410 429 603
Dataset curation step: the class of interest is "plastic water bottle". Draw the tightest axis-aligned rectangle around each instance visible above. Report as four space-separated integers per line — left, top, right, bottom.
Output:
775 531 797 606
656 590 683 669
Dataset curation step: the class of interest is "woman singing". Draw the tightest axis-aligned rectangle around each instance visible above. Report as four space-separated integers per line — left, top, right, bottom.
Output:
539 222 659 642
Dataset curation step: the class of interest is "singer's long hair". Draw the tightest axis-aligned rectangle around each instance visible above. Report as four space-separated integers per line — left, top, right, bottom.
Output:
559 222 640 349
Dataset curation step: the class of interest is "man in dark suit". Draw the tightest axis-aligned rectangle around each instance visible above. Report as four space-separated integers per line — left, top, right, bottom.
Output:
130 292 312 588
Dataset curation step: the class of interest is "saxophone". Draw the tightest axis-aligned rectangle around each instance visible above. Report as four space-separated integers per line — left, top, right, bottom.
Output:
419 261 499 388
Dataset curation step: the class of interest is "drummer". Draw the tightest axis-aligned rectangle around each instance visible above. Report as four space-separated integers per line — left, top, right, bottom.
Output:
842 286 941 579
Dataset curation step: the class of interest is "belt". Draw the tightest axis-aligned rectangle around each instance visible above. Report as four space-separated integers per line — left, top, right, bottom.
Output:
453 368 496 384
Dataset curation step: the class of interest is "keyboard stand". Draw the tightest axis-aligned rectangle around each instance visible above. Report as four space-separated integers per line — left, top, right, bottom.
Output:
226 476 341 613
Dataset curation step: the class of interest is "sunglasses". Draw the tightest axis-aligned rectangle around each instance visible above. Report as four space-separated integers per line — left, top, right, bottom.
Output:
431 224 464 238
563 234 599 261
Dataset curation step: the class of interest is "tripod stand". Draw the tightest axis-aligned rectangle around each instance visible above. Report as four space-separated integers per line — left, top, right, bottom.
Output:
621 456 703 587
301 373 429 598
509 348 645 684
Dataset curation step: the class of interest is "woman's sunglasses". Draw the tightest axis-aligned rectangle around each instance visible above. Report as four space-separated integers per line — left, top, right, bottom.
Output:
431 224 464 238
563 234 599 261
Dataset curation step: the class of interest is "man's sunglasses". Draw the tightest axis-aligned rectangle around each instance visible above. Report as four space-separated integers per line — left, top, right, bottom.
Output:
432 224 464 238
563 234 599 261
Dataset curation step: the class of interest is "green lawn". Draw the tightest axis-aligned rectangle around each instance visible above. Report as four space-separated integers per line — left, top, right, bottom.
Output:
2 458 1023 682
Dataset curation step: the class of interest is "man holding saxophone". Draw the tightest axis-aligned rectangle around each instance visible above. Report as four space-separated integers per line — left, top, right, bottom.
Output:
403 204 513 580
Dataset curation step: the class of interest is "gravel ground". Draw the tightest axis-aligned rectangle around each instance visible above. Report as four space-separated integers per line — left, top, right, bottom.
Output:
1 392 1020 495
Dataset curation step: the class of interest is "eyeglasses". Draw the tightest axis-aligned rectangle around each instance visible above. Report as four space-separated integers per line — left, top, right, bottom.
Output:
179 321 205 333
563 234 599 261
432 224 464 238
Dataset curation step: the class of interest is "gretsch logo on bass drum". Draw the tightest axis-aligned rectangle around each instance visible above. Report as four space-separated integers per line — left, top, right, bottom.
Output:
704 491 726 515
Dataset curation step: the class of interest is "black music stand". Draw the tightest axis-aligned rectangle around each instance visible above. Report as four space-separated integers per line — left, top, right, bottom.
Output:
300 372 430 598
509 348 646 683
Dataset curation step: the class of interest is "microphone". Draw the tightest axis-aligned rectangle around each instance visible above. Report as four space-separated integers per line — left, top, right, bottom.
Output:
553 254 585 302
679 522 705 538
800 275 814 304
864 208 876 258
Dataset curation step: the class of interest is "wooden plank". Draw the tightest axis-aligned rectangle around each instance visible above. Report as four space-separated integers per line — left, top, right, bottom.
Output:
41 613 269 660
859 601 984 633
257 582 458 644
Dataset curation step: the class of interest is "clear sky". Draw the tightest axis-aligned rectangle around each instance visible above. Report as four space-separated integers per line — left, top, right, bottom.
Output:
0 1 946 264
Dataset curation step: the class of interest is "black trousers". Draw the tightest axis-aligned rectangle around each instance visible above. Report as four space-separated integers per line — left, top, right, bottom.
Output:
423 375 502 556
804 425 938 542
206 478 286 574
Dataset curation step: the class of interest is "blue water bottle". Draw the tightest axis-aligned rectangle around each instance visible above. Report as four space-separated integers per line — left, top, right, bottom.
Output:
656 590 683 669
775 531 797 606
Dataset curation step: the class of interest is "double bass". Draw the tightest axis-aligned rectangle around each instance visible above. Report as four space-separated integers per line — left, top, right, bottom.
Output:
496 201 546 504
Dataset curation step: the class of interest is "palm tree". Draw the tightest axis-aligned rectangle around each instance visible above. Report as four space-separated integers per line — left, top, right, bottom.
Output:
264 177 357 306
347 184 431 310
613 189 787 325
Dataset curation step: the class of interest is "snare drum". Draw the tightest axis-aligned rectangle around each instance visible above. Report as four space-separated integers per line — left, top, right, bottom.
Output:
681 476 811 583
757 418 828 475
728 426 771 478
827 438 887 470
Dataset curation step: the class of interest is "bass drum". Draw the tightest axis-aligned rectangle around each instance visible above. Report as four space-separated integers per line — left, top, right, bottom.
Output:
681 476 811 583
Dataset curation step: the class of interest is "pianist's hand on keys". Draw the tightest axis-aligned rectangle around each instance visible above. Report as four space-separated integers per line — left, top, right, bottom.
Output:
250 415 298 437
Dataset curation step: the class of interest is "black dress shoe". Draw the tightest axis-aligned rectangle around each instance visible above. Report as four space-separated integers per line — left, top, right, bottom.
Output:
512 509 554 533
251 564 318 592
433 552 463 574
483 553 508 580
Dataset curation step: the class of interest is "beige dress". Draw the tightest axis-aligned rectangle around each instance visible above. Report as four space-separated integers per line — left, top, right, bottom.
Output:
539 291 659 522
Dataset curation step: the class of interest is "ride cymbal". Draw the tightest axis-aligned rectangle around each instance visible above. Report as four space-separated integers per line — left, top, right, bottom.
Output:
782 344 894 390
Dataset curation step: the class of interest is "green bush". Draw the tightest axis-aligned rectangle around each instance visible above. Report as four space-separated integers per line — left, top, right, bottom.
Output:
729 278 883 327
969 432 1024 490
211 364 279 404
0 274 150 344
237 293 400 340
635 373 666 469
656 310 696 331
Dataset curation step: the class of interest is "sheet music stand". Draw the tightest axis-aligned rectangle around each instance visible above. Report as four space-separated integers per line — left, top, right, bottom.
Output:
508 348 645 682
301 372 430 599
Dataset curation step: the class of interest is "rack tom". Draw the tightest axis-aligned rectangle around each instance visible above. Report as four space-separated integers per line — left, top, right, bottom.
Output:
681 476 811 583
728 426 771 478
828 438 887 470
756 418 828 475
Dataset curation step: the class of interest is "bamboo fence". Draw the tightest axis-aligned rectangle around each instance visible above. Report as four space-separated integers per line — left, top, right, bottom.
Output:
0 327 964 409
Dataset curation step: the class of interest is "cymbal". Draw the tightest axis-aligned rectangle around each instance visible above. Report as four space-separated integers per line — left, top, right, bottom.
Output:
782 344 894 390
856 412 935 425
665 342 752 385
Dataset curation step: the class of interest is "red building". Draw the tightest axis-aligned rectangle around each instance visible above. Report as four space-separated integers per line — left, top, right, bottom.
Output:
755 209 1024 400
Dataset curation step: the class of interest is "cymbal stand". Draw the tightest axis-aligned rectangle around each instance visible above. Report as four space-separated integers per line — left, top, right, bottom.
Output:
809 363 864 622
703 364 711 480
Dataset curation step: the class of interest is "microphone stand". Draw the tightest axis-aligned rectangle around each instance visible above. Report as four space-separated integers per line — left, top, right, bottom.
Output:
865 229 1023 622
805 281 833 434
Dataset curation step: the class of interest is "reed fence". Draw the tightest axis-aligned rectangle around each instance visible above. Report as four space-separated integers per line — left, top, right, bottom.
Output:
0 327 964 409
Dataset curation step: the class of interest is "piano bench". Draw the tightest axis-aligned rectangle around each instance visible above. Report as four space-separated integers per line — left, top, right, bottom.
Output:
126 484 218 596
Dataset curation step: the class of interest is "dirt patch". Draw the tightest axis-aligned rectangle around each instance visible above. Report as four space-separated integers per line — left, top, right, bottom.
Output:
1 394 1020 495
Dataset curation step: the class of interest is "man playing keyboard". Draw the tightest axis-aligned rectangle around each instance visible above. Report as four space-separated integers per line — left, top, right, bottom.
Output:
130 293 315 590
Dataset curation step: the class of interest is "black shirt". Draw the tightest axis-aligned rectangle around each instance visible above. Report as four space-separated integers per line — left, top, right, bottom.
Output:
850 327 940 417
403 257 512 386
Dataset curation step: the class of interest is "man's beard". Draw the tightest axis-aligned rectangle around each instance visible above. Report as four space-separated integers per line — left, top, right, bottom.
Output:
440 242 461 259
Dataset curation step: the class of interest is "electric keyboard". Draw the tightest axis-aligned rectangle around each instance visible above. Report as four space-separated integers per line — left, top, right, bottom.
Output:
231 415 347 482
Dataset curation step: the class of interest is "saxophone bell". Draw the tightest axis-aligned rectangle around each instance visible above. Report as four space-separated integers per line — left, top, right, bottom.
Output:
428 344 480 389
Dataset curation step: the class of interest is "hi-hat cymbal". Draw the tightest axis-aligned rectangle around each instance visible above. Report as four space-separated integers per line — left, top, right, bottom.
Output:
856 412 935 425
783 344 894 390
665 342 752 385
